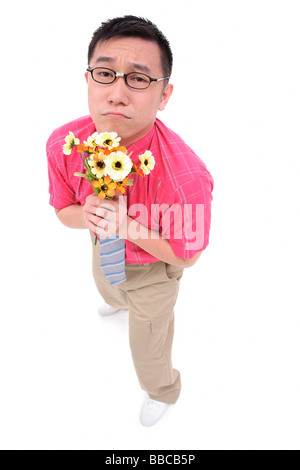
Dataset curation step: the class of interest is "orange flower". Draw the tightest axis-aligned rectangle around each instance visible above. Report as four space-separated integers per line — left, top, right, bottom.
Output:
132 163 144 177
115 146 128 154
103 145 128 156
77 144 91 153
103 147 112 156
92 176 117 200
116 177 130 194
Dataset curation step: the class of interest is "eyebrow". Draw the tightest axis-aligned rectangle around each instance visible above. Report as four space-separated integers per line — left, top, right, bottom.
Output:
93 56 152 75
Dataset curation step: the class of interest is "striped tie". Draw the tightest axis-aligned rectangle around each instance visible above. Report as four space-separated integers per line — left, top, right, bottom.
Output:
99 236 126 286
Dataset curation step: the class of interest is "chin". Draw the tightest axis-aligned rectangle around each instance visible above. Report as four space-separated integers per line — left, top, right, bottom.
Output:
96 116 119 130
96 118 132 142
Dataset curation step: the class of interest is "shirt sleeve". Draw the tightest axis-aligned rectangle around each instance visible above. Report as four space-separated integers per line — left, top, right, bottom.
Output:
160 172 213 259
46 144 77 211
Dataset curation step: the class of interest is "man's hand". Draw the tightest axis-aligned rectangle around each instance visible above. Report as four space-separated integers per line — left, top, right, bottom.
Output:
83 193 128 238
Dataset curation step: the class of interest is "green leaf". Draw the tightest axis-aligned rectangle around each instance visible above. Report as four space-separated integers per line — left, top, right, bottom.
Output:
74 172 89 179
93 187 100 195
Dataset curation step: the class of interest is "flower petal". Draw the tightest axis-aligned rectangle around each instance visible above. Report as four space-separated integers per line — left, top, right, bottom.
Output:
106 189 116 197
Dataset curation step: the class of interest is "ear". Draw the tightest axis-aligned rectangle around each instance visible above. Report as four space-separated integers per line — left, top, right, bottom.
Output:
158 83 174 111
85 72 88 84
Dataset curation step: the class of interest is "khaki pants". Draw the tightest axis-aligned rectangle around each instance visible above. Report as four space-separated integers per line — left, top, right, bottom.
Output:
90 232 184 404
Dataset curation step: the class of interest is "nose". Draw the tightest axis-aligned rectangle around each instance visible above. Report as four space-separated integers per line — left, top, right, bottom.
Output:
106 75 130 106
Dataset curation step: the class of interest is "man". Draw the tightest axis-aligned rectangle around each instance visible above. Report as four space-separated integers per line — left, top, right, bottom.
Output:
47 16 213 426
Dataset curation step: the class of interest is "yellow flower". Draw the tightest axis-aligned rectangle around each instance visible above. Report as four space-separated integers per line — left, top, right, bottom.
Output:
88 151 106 178
139 150 155 175
83 132 99 149
104 151 133 182
92 176 117 200
96 132 121 149
63 132 80 155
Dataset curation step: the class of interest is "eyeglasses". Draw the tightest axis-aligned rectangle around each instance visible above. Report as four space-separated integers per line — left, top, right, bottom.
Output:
86 67 170 90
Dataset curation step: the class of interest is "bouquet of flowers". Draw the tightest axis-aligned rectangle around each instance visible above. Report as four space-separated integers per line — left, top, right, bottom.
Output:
63 131 155 200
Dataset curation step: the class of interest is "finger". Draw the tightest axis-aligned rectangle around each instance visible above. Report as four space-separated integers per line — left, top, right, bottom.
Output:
87 218 111 239
95 219 113 238
86 213 117 238
84 198 103 216
85 216 99 233
97 200 117 213
86 193 103 208
86 213 105 228
96 207 117 222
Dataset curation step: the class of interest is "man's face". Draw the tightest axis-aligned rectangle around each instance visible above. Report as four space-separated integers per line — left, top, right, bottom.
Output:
86 36 173 147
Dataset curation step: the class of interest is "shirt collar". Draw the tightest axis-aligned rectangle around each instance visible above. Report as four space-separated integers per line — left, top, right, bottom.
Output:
126 123 156 162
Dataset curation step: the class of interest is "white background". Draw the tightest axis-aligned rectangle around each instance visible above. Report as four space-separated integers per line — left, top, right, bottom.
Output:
0 0 299 450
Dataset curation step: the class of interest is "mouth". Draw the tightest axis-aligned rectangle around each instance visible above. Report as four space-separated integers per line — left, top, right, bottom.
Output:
102 112 131 119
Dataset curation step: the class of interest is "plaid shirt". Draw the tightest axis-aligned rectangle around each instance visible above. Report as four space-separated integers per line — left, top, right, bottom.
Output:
47 116 214 263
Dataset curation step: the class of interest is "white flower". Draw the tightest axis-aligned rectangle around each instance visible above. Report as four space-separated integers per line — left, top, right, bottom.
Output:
139 150 155 175
96 132 121 149
88 151 106 178
83 132 99 149
63 132 80 155
104 151 133 182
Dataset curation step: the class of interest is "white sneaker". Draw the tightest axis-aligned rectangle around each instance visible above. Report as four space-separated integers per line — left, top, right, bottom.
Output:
98 303 128 316
140 396 170 426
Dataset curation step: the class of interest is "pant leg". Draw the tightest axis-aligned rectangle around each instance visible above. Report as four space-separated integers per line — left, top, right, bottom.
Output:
90 231 128 310
124 262 184 404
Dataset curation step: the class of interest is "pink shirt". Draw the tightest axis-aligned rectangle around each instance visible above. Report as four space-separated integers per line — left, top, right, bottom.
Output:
46 116 213 263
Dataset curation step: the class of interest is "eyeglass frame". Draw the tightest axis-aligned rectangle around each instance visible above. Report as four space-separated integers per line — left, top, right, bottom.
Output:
86 66 170 90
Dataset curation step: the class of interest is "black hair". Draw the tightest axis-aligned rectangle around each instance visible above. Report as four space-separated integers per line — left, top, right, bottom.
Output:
88 15 173 78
